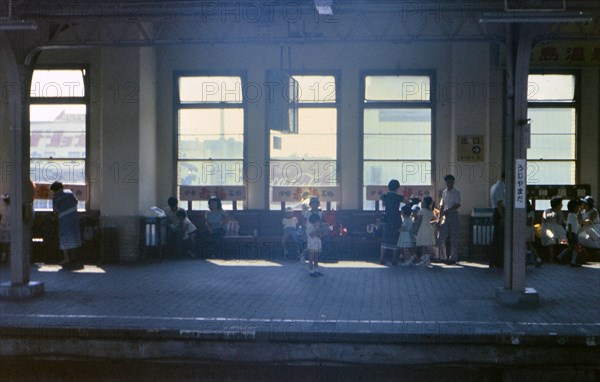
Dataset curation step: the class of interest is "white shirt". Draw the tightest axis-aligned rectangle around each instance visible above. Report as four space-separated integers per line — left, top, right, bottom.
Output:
282 216 298 229
441 187 461 212
179 217 197 240
490 180 505 209
566 212 579 234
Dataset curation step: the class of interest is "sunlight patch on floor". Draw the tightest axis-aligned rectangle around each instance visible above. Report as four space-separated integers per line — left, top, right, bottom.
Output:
319 261 387 269
458 261 490 269
582 262 600 269
72 265 106 273
36 264 62 272
205 259 282 267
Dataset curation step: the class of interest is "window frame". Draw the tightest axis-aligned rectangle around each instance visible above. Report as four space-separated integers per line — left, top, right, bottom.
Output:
527 70 580 186
173 71 248 210
29 65 90 210
360 70 436 210
266 71 341 210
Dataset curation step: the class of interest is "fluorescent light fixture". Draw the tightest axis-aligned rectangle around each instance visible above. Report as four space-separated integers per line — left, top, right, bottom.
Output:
0 19 38 30
315 0 334 15
480 11 594 23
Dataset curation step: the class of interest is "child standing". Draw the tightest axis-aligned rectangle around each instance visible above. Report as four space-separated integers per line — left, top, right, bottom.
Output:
306 213 323 277
301 196 323 262
415 196 436 266
398 205 417 265
557 199 581 267
282 207 299 256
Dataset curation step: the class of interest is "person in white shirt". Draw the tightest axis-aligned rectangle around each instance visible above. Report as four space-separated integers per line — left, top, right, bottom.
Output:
436 174 461 264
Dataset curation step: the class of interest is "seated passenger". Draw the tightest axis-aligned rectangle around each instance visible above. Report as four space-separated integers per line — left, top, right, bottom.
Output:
578 196 600 250
540 196 568 261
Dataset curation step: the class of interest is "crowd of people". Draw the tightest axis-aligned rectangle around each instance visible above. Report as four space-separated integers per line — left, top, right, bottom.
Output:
1 177 596 272
489 174 599 268
378 175 461 268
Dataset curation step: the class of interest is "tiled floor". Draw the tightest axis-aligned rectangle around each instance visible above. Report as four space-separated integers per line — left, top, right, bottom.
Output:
1 256 599 339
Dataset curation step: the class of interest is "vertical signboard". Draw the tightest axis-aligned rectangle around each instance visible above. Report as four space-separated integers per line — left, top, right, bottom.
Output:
515 159 526 208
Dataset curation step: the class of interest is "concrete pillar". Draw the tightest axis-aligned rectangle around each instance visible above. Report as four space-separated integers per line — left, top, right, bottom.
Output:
99 47 157 261
0 33 44 298
496 24 538 307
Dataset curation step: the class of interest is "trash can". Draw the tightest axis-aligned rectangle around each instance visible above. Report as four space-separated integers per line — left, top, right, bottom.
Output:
469 208 494 260
142 207 167 258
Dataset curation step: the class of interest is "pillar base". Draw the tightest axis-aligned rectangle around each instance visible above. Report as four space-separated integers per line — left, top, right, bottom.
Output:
0 281 45 298
495 287 539 307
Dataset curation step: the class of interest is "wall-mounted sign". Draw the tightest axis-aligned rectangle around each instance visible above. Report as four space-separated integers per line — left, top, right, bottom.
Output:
531 41 600 68
272 186 340 202
35 183 87 201
179 185 246 201
457 135 484 162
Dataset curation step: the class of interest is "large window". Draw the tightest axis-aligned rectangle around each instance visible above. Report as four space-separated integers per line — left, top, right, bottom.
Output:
527 74 577 186
30 68 88 210
362 75 433 209
176 75 244 210
269 75 337 210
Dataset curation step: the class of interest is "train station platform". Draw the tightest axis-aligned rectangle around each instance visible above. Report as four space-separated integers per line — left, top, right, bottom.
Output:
1 253 599 381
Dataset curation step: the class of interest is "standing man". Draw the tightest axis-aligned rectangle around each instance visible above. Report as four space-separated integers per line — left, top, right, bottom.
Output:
489 172 505 267
437 174 461 265
489 172 506 268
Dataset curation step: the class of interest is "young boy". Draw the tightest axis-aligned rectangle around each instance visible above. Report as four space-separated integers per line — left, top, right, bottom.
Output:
176 209 197 258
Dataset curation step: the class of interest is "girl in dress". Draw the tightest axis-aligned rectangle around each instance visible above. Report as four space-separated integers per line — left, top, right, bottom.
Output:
415 196 436 267
398 205 417 265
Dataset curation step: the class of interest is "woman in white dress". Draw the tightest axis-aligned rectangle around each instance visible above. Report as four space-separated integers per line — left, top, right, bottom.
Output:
578 196 600 249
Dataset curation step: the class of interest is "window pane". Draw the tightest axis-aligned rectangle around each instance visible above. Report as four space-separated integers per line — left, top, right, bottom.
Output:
178 160 243 186
270 108 336 160
30 69 85 98
30 105 86 159
365 76 430 101
363 161 431 210
364 161 432 186
527 134 575 160
527 161 575 185
364 109 431 134
179 76 242 103
31 159 86 184
527 74 575 102
270 160 337 187
364 135 431 160
528 108 575 134
178 109 243 159
293 75 336 103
